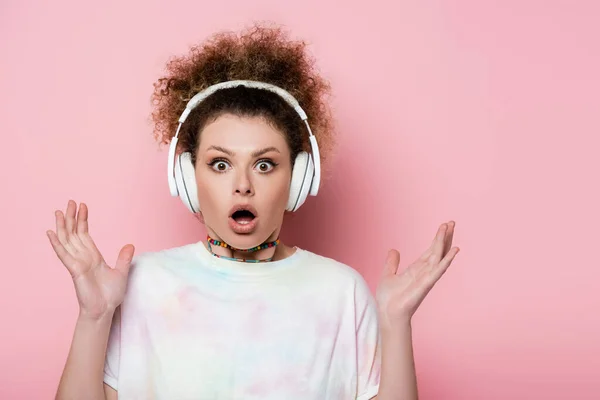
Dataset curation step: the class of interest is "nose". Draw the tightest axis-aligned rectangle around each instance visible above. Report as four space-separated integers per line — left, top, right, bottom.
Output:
233 169 254 196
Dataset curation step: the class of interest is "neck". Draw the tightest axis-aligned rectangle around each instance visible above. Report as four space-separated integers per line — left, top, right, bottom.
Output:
205 229 294 262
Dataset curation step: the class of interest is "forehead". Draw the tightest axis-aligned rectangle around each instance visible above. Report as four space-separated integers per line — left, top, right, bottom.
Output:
198 114 289 152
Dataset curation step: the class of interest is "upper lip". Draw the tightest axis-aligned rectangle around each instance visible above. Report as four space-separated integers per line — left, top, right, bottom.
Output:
229 204 258 218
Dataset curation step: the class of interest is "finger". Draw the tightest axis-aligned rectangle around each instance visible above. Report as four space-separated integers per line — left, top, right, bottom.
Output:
46 230 77 275
73 203 102 259
65 200 77 234
76 202 89 235
381 249 400 278
114 244 135 277
420 223 449 261
443 221 455 256
431 224 447 264
56 207 85 254
431 246 460 282
79 232 106 265
55 210 69 246
65 201 87 251
77 203 104 261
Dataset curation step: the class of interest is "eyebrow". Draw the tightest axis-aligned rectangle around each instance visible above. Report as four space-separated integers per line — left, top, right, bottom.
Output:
206 145 281 158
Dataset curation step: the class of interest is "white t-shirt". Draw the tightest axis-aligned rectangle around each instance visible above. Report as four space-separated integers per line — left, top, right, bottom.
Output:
103 240 381 399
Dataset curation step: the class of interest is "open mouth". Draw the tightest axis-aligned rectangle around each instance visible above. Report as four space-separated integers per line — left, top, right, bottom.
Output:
231 209 256 225
228 204 259 234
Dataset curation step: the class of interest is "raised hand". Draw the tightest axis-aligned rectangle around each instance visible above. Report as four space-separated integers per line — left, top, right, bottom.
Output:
376 221 460 329
47 200 135 320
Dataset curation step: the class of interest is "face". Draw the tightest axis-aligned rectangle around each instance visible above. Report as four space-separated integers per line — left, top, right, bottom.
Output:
194 113 292 249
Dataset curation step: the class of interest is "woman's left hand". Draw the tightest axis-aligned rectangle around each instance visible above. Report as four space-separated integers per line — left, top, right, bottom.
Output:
376 221 460 330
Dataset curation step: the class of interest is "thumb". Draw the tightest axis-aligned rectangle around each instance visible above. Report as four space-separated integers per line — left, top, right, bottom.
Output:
382 249 400 278
115 244 135 276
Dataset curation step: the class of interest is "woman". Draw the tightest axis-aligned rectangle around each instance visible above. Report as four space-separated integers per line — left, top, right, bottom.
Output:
48 24 460 400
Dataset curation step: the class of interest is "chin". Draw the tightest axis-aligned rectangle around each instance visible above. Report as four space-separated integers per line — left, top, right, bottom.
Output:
206 206 282 248
216 227 273 249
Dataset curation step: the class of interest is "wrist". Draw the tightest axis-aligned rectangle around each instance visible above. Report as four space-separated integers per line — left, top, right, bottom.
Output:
378 310 412 333
77 308 115 324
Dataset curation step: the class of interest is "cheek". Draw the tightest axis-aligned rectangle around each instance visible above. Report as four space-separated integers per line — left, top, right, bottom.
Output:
195 172 228 213
269 173 292 206
253 174 289 215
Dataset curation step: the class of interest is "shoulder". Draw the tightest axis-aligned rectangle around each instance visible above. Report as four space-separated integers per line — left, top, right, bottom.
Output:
129 241 201 270
299 249 363 276
132 241 201 265
297 249 373 296
296 250 379 330
123 241 202 295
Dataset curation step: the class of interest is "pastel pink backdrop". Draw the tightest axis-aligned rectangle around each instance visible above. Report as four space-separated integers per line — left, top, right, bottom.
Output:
1 0 598 398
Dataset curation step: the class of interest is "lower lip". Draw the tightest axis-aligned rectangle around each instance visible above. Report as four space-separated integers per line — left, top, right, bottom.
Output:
228 217 258 234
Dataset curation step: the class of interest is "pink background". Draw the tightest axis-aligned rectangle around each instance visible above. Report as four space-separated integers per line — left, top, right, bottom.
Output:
1 0 599 398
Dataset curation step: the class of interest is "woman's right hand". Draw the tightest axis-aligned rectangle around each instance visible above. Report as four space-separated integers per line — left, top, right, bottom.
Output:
47 200 135 320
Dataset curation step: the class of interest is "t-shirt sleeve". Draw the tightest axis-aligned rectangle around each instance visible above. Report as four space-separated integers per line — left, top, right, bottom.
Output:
103 305 121 390
354 275 382 400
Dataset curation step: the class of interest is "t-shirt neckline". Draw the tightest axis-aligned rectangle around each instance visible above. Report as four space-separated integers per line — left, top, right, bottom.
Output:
193 239 305 277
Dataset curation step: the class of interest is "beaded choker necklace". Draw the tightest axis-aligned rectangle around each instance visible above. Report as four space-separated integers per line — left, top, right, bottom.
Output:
206 235 280 263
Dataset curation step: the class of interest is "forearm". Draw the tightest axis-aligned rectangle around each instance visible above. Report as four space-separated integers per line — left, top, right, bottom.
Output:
55 311 113 400
376 317 418 400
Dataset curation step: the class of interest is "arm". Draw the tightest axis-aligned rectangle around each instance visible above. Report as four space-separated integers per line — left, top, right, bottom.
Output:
372 318 417 400
47 200 134 400
374 221 460 400
55 312 114 400
105 384 117 400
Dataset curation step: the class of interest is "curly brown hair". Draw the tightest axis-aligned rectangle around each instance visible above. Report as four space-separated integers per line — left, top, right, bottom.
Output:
151 23 335 176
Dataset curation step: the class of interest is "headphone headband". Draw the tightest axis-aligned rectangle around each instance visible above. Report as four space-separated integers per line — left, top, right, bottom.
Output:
178 80 308 124
168 80 321 198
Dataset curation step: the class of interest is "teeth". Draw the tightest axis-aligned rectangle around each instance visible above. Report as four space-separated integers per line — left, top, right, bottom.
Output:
238 221 249 225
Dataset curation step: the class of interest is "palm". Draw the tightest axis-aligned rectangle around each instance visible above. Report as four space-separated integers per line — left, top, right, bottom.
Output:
376 221 460 326
47 200 134 319
71 259 130 318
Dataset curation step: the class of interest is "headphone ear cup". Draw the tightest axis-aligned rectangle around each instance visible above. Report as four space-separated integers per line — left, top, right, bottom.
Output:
174 152 200 213
286 151 314 212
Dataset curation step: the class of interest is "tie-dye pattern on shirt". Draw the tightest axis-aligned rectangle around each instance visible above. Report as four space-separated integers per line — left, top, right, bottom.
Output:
104 241 381 400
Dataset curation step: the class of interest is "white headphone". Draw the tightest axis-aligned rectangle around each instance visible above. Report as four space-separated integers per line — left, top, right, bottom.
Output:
167 80 321 213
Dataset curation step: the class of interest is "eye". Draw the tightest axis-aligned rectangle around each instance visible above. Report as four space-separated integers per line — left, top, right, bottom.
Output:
209 159 231 172
255 160 277 173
